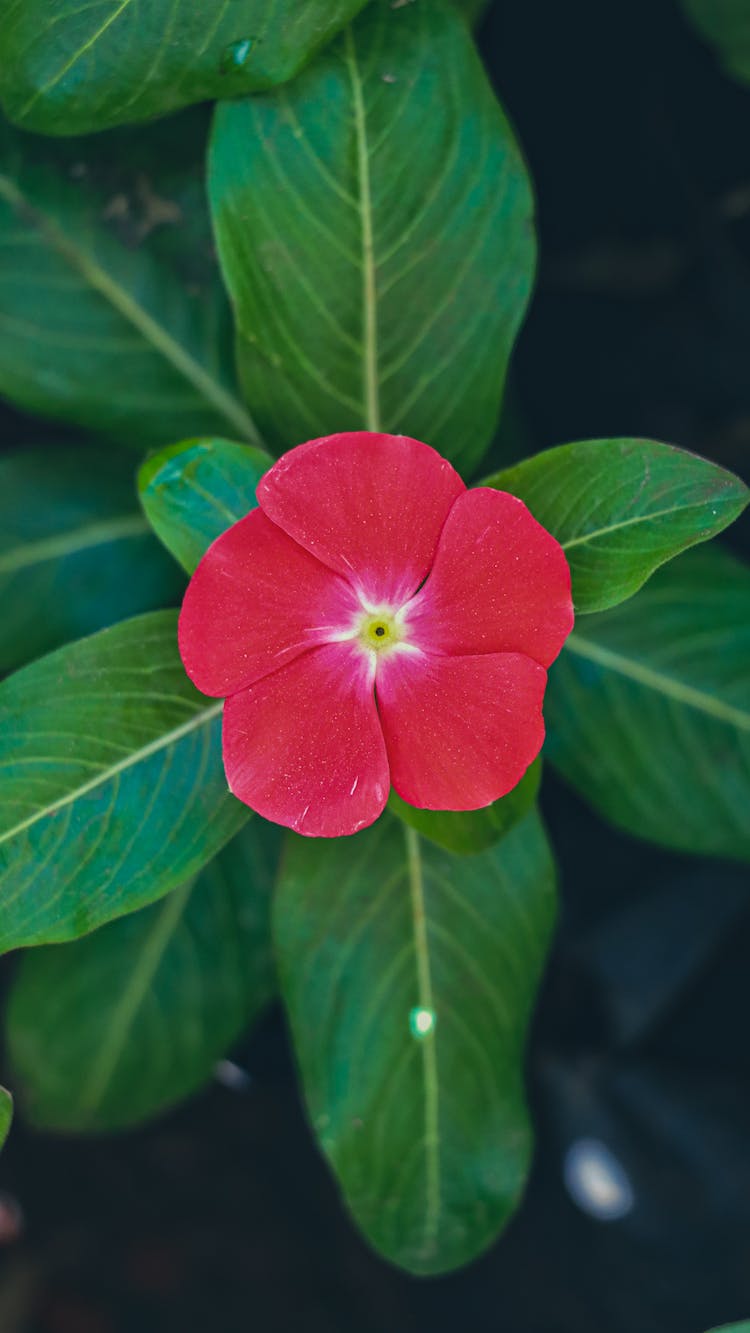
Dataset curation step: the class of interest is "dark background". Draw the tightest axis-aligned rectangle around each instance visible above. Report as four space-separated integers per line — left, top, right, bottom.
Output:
1 0 750 1328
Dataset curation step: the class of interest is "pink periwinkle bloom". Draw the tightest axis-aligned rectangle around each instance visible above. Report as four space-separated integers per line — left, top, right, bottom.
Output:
178 432 574 838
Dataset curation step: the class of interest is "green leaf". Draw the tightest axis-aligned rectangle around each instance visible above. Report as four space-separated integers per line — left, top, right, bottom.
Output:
682 0 750 83
487 438 749 614
705 1326 750 1333
209 0 535 472
388 760 541 855
139 437 273 574
0 1087 11 1150
0 1 370 136
0 119 260 448
7 820 280 1132
0 447 185 673
546 546 750 861
0 610 247 954
275 810 556 1275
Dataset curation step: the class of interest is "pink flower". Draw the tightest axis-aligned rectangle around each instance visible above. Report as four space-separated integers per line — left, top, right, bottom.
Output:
178 432 573 838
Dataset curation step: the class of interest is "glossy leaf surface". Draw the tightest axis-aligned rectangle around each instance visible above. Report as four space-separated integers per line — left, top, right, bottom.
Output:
0 1 369 135
8 821 280 1132
682 0 750 82
388 760 541 855
0 447 184 672
488 438 749 614
0 611 247 954
546 548 750 860
0 120 259 448
139 437 272 574
210 0 535 472
275 811 556 1275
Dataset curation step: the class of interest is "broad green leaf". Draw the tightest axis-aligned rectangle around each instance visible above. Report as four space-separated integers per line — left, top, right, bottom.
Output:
546 547 750 861
209 0 535 473
388 760 541 855
0 120 260 448
0 611 247 954
682 0 750 83
705 1325 750 1332
487 438 749 614
139 437 272 574
0 1087 11 1150
275 810 556 1275
0 1 370 136
7 820 280 1132
0 447 185 673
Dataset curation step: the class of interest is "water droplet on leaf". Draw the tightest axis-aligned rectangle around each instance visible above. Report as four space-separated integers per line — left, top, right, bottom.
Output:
409 1006 436 1039
221 38 255 74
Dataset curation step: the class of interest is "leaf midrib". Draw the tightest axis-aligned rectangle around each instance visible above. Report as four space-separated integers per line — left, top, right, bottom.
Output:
0 699 224 847
0 513 150 576
344 24 380 433
19 0 134 118
565 631 750 731
404 825 440 1250
0 173 262 446
78 877 194 1114
560 491 746 551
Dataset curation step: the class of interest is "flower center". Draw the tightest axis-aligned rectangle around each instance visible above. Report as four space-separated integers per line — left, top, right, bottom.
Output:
327 596 418 671
358 609 403 653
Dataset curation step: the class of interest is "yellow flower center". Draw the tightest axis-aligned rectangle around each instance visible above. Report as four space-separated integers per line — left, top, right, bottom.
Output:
358 609 404 653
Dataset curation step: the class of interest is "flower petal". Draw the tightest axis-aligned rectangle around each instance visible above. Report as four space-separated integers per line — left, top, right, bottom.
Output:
223 642 389 837
376 649 546 810
179 508 359 698
404 488 574 668
257 432 465 605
